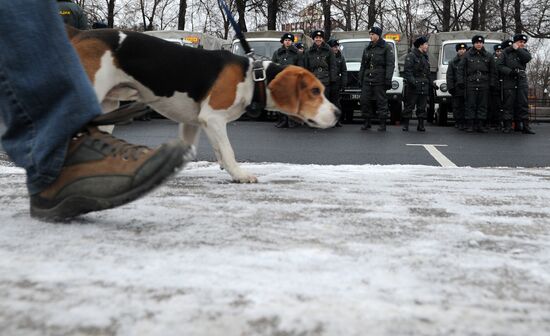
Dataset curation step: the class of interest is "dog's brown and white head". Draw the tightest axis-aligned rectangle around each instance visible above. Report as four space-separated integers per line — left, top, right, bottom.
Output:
267 65 340 128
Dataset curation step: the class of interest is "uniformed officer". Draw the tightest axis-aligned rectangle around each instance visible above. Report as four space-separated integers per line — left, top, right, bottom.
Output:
488 43 504 130
402 36 430 132
447 43 468 130
57 0 88 29
497 34 534 134
304 30 337 100
457 35 496 133
327 39 348 127
294 42 305 54
358 26 394 131
272 32 304 128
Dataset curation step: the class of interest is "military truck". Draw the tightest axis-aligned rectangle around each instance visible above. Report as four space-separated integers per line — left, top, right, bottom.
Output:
143 30 229 50
427 30 509 125
331 31 408 124
231 31 313 60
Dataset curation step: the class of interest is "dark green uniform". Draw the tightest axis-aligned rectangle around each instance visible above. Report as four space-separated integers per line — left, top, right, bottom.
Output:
402 48 430 119
58 0 88 29
304 42 337 98
272 45 304 128
446 54 466 128
329 50 347 110
272 45 303 67
358 39 394 122
497 46 532 126
457 47 496 129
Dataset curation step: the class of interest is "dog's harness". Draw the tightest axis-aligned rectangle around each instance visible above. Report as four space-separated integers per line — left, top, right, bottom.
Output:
218 0 268 118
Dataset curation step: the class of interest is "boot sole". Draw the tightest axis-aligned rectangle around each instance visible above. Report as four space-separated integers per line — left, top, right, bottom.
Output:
30 142 193 222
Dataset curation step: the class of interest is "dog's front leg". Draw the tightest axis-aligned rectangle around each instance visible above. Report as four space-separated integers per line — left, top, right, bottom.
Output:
200 116 257 183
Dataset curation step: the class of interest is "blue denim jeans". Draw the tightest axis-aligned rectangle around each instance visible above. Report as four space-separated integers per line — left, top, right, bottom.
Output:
0 0 102 194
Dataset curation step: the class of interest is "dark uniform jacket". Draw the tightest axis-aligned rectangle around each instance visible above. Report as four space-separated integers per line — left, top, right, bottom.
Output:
358 39 394 86
272 45 304 67
497 47 532 89
58 0 88 29
457 47 496 89
334 51 348 87
446 54 465 96
304 42 337 85
403 48 430 95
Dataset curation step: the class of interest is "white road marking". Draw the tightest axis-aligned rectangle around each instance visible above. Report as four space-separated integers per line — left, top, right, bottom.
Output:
407 144 457 167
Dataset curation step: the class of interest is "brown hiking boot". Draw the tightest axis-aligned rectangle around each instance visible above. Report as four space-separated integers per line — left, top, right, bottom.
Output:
30 126 193 222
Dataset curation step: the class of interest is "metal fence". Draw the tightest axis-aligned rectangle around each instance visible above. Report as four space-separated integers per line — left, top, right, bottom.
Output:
529 98 550 122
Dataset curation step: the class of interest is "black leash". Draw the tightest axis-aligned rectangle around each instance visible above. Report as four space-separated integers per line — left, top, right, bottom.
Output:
218 0 267 117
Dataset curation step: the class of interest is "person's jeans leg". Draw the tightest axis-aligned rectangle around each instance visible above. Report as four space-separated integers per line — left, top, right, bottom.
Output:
0 0 102 194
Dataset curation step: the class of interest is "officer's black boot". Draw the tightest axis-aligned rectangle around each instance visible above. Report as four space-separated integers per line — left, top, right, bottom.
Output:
417 118 425 132
476 120 487 133
465 119 474 132
459 119 467 131
502 120 513 133
377 117 387 132
513 120 522 132
360 118 371 130
401 118 409 131
522 119 535 134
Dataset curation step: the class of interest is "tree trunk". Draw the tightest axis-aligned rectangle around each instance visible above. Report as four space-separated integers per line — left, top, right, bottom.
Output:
178 0 187 30
470 0 479 30
500 0 507 32
267 0 278 30
106 0 115 28
345 0 351 31
478 0 487 30
514 0 523 33
321 0 332 39
367 0 376 28
442 0 450 31
236 0 247 32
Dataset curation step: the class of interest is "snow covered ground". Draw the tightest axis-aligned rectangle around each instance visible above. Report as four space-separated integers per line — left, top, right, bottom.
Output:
1 160 550 335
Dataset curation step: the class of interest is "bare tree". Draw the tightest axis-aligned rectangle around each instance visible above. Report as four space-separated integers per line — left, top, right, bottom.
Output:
178 0 187 30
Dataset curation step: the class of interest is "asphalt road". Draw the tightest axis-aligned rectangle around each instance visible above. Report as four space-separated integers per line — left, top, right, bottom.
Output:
1 119 549 167
110 119 550 168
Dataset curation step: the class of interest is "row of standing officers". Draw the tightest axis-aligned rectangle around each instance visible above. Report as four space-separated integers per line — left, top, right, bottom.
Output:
271 28 534 135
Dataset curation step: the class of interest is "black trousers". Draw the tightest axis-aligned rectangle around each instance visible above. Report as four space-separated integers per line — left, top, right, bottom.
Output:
360 84 388 119
465 87 488 120
451 95 465 122
502 84 529 121
329 82 341 110
402 91 427 119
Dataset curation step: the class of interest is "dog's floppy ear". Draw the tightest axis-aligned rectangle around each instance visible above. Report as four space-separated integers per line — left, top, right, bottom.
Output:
268 66 304 113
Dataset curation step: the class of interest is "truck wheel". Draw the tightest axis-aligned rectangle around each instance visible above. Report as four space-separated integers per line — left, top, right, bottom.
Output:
437 105 448 126
389 100 402 125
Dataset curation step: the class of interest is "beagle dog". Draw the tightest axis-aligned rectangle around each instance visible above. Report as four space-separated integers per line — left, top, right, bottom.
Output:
67 27 340 183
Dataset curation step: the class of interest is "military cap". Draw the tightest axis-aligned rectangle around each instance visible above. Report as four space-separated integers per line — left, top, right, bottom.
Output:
310 30 325 39
369 26 383 36
513 34 528 43
455 43 467 51
493 44 502 51
472 35 485 44
327 39 340 47
502 39 513 48
294 42 304 50
413 36 428 48
280 32 295 43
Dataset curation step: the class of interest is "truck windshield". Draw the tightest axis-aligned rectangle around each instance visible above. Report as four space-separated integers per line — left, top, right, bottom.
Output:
339 40 396 62
442 42 501 64
232 41 281 59
339 41 369 62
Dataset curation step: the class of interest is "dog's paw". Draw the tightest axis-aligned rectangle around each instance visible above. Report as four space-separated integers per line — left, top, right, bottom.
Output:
233 175 258 183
